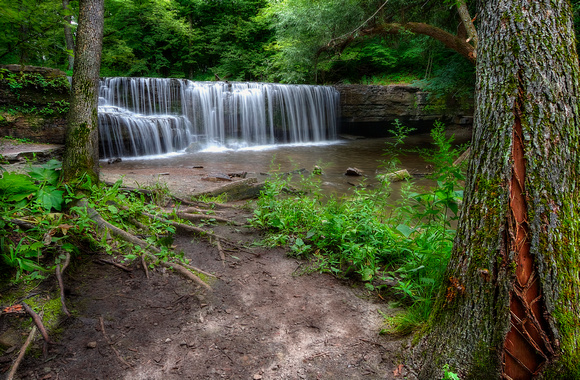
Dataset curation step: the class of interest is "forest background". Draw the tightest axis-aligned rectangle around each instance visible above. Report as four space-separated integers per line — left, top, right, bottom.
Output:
5 0 579 97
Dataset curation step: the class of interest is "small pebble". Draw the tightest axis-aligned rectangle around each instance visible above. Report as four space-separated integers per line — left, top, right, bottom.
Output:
87 341 97 349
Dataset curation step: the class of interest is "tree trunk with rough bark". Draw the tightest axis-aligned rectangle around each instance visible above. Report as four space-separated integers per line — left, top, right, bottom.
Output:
62 0 75 71
415 1 580 379
61 0 104 183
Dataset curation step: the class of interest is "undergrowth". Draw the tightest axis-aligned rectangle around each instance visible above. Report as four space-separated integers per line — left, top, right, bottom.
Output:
251 121 466 333
0 160 197 286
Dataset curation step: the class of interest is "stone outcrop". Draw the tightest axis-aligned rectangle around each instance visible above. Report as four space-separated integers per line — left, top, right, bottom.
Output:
334 84 473 136
0 65 70 144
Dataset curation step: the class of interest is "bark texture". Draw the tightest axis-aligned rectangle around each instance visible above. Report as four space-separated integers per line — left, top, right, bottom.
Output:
61 0 104 183
415 1 580 379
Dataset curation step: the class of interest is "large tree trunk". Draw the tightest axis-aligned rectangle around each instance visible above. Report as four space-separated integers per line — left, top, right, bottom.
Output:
415 0 580 379
62 0 75 71
61 0 104 183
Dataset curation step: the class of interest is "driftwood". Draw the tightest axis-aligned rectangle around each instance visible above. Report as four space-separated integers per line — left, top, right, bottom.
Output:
5 326 37 380
376 169 412 182
194 177 265 201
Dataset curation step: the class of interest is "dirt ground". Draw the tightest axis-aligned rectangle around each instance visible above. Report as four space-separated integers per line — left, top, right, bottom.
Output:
0 141 416 380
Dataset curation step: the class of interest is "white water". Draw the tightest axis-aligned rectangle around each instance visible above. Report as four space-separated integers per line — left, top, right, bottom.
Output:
98 78 339 158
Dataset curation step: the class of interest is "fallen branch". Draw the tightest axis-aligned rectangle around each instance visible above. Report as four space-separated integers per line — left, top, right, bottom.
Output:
21 303 55 345
6 326 37 380
99 317 132 369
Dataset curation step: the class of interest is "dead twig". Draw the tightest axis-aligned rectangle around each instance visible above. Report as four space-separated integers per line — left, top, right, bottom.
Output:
21 303 55 345
6 326 37 380
99 317 132 369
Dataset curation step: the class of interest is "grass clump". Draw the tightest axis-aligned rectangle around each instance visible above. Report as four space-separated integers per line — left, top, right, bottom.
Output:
251 121 467 332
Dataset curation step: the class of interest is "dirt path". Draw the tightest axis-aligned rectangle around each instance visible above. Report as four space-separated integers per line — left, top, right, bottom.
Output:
9 205 413 380
1 141 415 379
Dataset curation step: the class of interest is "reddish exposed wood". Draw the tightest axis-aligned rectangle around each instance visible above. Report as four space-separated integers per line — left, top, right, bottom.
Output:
503 91 554 379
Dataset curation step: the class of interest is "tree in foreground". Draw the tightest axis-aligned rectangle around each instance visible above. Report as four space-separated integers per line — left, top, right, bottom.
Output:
61 0 104 183
415 0 580 378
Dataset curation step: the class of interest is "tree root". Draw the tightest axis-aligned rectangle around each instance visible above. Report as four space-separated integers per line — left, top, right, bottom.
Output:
170 211 242 226
217 239 226 267
77 199 212 291
21 303 55 345
6 325 37 380
99 316 132 369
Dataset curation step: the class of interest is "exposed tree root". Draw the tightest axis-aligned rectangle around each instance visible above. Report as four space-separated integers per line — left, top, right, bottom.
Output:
99 316 132 369
6 326 37 380
56 251 72 317
173 206 223 215
154 259 212 291
21 303 55 345
170 211 242 226
8 218 37 230
217 239 226 267
141 254 150 279
77 199 212 291
94 258 133 272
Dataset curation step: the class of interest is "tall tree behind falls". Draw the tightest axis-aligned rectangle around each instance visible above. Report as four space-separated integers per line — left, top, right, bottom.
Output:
415 0 580 379
61 0 103 183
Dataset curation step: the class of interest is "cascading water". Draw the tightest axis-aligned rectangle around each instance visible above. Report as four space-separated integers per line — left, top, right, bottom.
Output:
98 78 340 158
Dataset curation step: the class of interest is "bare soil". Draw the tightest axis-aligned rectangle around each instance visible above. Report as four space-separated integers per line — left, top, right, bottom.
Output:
0 142 415 380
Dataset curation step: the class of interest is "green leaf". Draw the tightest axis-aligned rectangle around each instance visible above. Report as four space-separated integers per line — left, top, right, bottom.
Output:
396 224 412 238
0 172 38 201
28 166 60 186
36 187 64 211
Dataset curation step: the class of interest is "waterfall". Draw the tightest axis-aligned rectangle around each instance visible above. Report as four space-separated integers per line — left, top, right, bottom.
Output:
98 78 340 158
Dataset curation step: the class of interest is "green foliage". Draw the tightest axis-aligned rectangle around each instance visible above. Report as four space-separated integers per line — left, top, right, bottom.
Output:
0 0 71 67
252 121 466 331
0 159 202 284
442 364 460 380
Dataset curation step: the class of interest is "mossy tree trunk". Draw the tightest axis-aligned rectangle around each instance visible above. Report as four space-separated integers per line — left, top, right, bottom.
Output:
416 1 580 379
61 0 104 183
